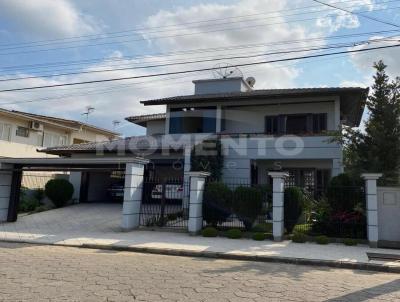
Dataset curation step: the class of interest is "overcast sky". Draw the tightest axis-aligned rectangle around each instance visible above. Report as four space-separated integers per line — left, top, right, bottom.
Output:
0 0 399 136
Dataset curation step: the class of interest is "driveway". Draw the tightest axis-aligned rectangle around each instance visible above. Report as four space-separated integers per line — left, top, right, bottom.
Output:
0 203 123 242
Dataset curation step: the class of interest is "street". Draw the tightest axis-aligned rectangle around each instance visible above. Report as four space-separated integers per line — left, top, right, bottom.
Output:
0 242 399 301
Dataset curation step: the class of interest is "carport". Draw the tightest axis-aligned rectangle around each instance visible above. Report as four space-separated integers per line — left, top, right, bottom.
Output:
0 157 148 230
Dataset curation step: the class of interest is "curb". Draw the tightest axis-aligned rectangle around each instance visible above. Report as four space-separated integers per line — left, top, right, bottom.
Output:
2 239 399 274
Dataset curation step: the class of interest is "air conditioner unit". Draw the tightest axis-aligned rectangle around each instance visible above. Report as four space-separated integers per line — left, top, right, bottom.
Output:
29 121 44 131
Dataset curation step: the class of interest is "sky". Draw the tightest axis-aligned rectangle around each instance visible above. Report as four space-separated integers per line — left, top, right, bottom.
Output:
0 0 399 136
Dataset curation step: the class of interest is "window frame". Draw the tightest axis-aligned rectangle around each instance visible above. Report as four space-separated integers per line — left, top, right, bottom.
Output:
16 126 30 138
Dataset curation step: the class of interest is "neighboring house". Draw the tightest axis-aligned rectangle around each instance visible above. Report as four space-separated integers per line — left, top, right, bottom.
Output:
41 76 368 201
0 108 120 158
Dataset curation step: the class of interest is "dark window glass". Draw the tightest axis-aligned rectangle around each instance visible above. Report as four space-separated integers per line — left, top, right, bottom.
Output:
16 126 29 138
313 113 327 133
286 115 308 134
265 116 278 134
169 107 216 134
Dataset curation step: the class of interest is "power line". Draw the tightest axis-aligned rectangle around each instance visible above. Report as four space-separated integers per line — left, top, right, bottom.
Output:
0 4 398 57
2 38 392 82
2 29 399 74
311 0 400 28
0 53 353 107
0 0 383 48
1 43 399 93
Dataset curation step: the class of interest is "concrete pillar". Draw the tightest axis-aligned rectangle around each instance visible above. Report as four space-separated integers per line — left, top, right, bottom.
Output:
0 163 13 222
187 171 210 234
121 162 146 231
182 145 192 210
216 105 222 133
268 171 289 241
361 173 382 248
69 171 82 203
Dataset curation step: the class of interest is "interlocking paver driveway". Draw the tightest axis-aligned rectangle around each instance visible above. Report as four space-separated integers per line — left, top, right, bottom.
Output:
0 242 399 302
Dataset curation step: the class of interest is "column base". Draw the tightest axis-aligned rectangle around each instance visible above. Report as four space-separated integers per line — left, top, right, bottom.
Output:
369 241 378 248
274 236 283 242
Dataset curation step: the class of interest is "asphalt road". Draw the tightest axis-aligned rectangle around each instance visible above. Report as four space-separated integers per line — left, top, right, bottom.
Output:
0 242 399 301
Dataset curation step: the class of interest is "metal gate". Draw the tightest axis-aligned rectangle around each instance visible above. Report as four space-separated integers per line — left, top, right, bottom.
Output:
139 178 189 229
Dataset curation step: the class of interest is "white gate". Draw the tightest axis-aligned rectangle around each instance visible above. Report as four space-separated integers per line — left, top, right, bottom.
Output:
377 187 400 248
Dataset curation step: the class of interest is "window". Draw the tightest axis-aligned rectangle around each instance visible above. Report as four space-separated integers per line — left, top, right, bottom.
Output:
43 132 68 147
286 115 309 134
265 116 278 134
313 113 327 133
265 113 327 135
16 126 29 138
0 123 11 141
169 107 216 134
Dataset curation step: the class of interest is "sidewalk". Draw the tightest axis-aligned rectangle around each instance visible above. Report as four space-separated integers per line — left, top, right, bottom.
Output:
1 204 400 273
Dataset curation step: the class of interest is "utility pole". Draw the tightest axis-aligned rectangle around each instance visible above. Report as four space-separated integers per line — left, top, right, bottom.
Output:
82 106 95 122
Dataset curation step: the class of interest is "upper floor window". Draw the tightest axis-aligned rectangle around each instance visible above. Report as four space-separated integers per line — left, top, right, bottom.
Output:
169 107 216 134
0 123 11 141
16 126 29 138
265 113 327 135
43 132 68 147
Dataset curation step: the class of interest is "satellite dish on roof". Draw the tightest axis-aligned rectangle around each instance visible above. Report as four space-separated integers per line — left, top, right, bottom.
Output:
246 76 256 87
212 63 243 79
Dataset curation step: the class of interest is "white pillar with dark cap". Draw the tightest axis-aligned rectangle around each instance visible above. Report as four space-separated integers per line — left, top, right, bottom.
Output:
0 163 13 222
361 173 382 248
187 171 210 234
268 171 289 241
121 161 146 230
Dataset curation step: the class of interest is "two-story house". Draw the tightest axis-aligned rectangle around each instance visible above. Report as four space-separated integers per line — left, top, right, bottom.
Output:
0 108 120 158
41 76 367 202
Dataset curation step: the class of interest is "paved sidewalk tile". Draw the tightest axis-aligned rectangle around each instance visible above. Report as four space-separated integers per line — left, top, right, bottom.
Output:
0 203 400 271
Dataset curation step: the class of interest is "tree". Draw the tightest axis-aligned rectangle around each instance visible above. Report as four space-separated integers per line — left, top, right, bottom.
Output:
191 139 224 180
339 61 400 185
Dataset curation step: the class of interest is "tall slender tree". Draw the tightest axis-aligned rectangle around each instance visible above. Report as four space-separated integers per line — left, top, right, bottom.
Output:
342 60 400 185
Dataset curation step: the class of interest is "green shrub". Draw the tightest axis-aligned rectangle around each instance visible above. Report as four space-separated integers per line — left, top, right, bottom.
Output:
284 187 305 233
315 235 329 245
232 186 263 230
292 232 307 243
19 194 40 213
33 188 45 201
292 224 312 234
201 227 218 237
327 173 363 212
226 228 242 239
203 182 232 226
252 222 272 233
45 179 74 208
343 238 358 246
32 204 53 214
252 232 266 241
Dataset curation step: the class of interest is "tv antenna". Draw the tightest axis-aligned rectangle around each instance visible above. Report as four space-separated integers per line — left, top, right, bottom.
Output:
212 63 243 79
82 106 95 122
112 120 120 130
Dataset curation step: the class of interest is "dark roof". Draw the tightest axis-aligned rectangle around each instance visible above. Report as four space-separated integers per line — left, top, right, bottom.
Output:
0 108 120 136
125 113 166 126
40 134 198 155
141 87 368 105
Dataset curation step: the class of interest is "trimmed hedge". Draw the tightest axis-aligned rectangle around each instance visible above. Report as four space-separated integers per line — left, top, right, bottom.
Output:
201 227 218 237
226 228 242 239
284 187 305 233
315 235 329 245
203 182 232 226
292 232 307 243
232 186 263 230
45 179 74 208
252 232 266 241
